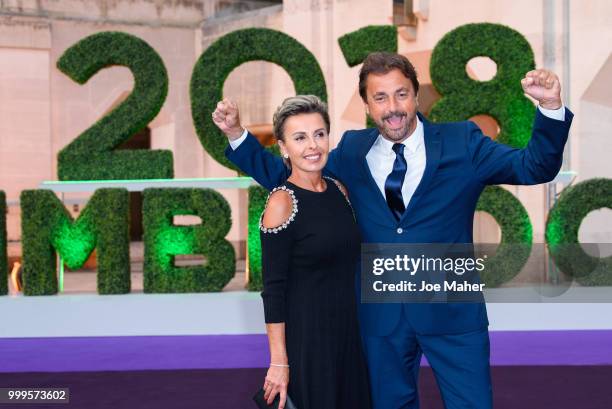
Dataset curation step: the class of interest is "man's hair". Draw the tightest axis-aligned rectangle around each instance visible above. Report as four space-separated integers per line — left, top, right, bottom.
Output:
272 95 330 141
358 52 419 101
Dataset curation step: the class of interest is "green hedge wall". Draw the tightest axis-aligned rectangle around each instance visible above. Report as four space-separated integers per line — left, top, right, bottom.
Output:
546 178 612 286
0 192 6 296
143 188 235 293
20 189 130 295
476 186 533 287
247 185 268 291
430 23 535 148
57 31 173 180
338 25 397 128
190 28 327 171
338 25 398 67
429 23 536 287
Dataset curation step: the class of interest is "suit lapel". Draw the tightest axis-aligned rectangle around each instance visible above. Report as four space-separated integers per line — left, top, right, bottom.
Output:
400 114 442 224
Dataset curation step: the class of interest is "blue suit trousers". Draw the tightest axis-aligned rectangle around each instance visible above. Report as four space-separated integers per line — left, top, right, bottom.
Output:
362 307 492 409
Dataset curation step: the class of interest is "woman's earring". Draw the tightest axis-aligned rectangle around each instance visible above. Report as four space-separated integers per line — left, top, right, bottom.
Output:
283 153 289 159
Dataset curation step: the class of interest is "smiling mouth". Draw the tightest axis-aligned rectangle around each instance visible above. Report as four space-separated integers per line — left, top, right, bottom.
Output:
304 153 322 162
384 114 405 129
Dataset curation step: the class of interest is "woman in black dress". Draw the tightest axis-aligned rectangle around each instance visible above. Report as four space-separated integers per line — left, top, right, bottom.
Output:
215 95 370 409
260 95 370 409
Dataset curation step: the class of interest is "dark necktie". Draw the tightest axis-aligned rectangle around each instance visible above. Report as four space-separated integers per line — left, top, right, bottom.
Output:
384 143 407 220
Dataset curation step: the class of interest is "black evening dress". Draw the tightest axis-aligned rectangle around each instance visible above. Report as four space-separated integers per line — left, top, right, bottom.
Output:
260 176 371 409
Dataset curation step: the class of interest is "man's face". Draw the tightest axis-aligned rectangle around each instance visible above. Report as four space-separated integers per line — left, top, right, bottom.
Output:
364 68 418 143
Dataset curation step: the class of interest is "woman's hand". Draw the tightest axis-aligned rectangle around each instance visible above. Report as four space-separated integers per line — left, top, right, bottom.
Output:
211 98 245 140
263 365 289 408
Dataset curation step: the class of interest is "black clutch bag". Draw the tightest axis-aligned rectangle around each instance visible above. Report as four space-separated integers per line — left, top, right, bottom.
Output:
252 388 297 409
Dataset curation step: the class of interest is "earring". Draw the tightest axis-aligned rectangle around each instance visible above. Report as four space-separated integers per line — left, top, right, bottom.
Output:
283 153 289 159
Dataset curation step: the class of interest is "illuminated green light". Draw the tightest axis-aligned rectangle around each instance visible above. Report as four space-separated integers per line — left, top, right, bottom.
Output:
59 259 64 292
142 188 235 293
21 188 130 295
155 227 196 267
247 186 267 291
545 216 564 247
53 218 96 269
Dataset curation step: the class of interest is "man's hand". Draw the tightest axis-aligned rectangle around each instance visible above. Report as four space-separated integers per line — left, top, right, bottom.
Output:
521 69 562 110
211 98 245 140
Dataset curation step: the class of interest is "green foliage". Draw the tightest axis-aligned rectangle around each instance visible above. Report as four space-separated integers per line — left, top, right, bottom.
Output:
0 192 6 296
190 28 327 171
247 186 268 291
429 23 535 148
338 25 398 67
338 25 397 128
20 189 130 295
476 186 532 287
143 188 235 292
546 178 612 285
429 23 537 286
57 31 173 180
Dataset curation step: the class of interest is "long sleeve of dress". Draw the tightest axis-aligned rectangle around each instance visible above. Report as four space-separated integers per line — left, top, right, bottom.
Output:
260 220 295 323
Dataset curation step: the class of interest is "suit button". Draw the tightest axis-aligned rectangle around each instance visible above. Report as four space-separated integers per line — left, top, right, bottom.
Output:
397 228 403 234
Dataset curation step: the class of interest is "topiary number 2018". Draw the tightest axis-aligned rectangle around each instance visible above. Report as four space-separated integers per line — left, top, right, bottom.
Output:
57 32 173 180
429 23 536 148
430 23 538 286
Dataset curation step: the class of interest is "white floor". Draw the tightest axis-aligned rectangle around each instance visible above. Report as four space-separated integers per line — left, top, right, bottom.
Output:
3 244 612 338
2 287 612 338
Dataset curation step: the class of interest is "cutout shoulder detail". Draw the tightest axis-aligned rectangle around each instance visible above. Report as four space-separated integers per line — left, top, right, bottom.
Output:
323 176 352 207
259 185 299 234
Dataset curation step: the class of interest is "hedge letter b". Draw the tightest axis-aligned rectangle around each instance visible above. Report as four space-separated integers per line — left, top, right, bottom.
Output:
143 188 235 293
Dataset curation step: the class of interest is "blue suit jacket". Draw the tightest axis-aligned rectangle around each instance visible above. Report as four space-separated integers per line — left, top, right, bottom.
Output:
226 109 573 336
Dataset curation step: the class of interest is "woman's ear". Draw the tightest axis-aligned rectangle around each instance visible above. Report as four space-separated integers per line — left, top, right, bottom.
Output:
278 140 288 159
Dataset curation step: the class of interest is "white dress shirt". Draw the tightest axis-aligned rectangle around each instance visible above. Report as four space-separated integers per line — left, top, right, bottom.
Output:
366 117 425 208
229 105 566 209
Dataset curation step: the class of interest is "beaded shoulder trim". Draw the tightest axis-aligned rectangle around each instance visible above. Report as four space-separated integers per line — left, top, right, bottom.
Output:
259 185 299 234
323 176 352 207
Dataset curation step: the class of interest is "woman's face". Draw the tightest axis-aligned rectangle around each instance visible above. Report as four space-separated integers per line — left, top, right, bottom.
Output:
278 112 329 173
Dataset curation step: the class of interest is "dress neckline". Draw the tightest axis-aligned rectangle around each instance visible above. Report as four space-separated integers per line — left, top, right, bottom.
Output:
285 178 329 194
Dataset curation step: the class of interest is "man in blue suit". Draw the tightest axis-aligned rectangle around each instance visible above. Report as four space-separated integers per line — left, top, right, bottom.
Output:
212 52 572 408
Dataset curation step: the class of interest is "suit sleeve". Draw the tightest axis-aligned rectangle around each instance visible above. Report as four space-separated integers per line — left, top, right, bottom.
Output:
225 131 345 191
225 133 291 191
468 108 573 185
322 132 346 181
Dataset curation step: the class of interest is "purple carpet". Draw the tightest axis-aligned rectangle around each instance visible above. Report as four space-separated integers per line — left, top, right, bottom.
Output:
0 331 611 408
1 331 611 372
1 367 611 409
